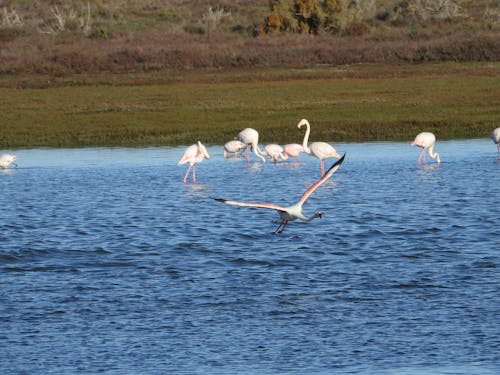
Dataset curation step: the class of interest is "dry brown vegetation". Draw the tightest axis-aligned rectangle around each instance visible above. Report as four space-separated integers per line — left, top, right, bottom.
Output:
0 0 499 79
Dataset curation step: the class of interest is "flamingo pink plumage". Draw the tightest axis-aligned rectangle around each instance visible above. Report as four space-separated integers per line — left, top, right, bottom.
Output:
214 154 345 234
298 119 340 176
178 141 210 183
223 140 245 158
262 144 286 164
283 143 304 160
490 127 500 159
412 132 441 165
236 128 266 162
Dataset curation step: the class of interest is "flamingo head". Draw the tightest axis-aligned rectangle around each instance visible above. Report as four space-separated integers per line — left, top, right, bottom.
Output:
197 141 210 159
297 119 309 130
315 211 323 219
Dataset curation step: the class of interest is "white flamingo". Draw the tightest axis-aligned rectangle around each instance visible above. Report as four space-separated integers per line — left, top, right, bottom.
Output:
262 144 286 164
283 143 304 160
223 140 245 158
214 154 345 234
0 153 17 169
412 132 441 165
178 141 210 183
490 127 500 159
236 128 266 162
298 119 340 176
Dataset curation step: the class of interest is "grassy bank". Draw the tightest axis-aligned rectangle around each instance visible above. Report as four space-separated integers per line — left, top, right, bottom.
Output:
1 62 499 148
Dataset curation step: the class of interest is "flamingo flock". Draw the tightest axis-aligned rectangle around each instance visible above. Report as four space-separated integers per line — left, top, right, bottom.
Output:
2 119 498 232
179 119 500 234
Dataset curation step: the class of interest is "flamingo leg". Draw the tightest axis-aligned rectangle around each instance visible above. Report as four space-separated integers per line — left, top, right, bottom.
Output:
192 165 196 183
183 164 193 183
417 148 425 165
242 146 249 162
497 144 500 159
320 160 325 176
273 220 288 235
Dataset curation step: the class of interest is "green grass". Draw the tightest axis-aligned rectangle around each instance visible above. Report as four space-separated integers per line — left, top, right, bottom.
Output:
1 62 499 148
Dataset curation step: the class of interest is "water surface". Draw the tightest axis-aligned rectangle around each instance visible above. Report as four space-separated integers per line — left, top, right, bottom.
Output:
1 140 499 374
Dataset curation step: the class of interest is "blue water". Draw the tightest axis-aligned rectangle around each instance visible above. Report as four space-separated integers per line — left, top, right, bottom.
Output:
1 140 499 374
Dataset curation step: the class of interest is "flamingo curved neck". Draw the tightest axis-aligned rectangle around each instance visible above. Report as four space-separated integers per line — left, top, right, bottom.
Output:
252 143 266 162
428 146 441 163
301 121 312 154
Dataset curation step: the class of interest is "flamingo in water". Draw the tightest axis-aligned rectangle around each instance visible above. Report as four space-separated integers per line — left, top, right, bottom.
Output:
223 140 245 158
214 154 345 234
236 128 266 162
412 132 441 165
178 141 210 183
491 127 500 159
0 154 17 169
298 119 340 176
283 143 304 160
262 144 285 164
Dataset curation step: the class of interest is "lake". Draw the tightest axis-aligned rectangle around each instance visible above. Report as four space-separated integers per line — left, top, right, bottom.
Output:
1 139 499 374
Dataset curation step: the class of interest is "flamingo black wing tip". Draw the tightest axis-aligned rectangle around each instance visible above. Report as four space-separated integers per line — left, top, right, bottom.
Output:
212 197 227 203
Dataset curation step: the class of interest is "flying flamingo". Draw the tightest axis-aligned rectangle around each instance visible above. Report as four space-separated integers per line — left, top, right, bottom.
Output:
0 154 17 169
223 140 245 158
235 128 266 162
412 132 441 165
491 127 500 159
178 141 210 183
283 143 304 160
298 119 340 176
262 144 286 164
214 154 345 234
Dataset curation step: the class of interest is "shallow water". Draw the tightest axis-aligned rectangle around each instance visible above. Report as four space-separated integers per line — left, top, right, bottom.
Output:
1 140 499 374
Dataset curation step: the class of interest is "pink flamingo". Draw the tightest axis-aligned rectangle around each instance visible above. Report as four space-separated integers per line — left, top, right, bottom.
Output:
491 127 500 159
262 144 286 164
283 143 304 160
235 128 266 162
214 154 345 234
0 153 17 169
298 119 340 176
178 141 210 183
412 132 441 165
223 140 245 158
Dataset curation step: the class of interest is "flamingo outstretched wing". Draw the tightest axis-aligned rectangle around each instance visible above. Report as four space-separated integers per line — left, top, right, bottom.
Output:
298 153 345 205
213 198 287 212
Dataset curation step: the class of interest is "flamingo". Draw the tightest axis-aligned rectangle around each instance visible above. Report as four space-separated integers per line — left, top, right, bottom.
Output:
412 132 441 165
223 140 245 158
298 119 340 176
235 128 266 163
491 127 500 159
262 144 286 164
214 154 345 234
0 153 17 169
178 141 210 183
283 143 304 160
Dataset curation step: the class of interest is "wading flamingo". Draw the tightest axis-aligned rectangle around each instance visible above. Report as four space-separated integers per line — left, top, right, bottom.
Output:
0 154 17 169
214 154 345 234
223 140 245 158
298 119 340 176
178 141 210 183
262 144 286 164
283 143 304 160
491 127 500 159
412 132 441 165
236 128 266 162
